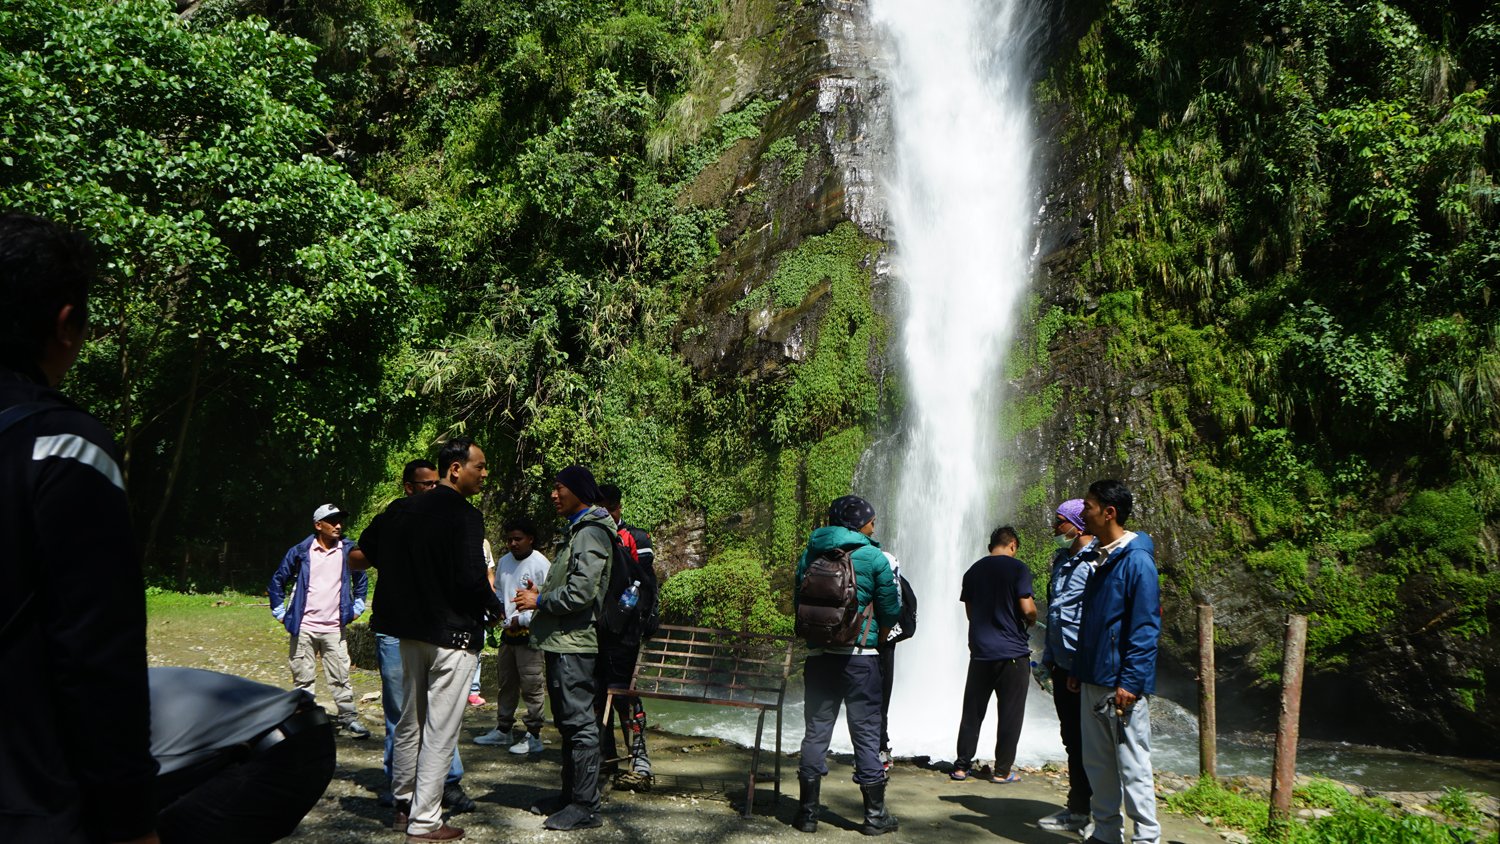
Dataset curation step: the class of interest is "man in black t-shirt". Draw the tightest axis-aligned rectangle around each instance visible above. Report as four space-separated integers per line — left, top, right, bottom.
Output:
952 526 1037 782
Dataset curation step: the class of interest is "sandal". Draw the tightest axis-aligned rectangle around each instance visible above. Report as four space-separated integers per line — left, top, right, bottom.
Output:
990 772 1021 783
949 767 971 781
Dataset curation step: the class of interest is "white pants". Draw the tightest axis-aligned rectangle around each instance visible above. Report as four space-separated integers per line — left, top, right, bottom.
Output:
392 640 477 835
1080 682 1160 844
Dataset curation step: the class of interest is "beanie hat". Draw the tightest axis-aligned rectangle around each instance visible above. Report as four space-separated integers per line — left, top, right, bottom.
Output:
828 495 876 532
555 465 602 505
1056 498 1086 532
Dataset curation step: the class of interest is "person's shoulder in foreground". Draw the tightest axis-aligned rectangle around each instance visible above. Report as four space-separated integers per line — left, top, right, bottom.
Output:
0 211 158 844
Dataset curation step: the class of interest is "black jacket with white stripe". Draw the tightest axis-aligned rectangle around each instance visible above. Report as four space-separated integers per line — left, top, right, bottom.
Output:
0 364 157 843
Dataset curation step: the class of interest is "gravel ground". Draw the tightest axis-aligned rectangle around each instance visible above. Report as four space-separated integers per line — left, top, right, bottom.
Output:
282 705 1226 844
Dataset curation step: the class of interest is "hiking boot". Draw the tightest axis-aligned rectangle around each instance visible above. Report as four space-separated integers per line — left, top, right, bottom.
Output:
406 822 464 841
794 776 820 833
442 782 476 814
543 803 602 831
509 732 544 755
859 781 898 836
341 718 371 739
473 728 513 746
1038 810 1090 831
529 793 570 816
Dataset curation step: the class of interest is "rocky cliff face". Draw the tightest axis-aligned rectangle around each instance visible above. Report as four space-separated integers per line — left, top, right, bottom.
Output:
664 0 1496 757
1012 80 1500 758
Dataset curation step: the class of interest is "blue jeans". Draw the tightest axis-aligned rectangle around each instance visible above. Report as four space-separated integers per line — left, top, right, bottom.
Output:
378 633 463 785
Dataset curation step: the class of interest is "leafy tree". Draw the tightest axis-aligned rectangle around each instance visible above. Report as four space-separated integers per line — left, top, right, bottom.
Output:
0 0 414 556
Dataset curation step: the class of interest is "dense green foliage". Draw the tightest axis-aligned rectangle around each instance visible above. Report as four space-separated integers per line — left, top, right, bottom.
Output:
1164 777 1492 843
2 0 882 628
1039 0 1500 682
0 0 414 561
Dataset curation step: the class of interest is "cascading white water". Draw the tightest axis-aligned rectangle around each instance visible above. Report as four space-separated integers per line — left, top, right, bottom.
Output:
872 0 1052 762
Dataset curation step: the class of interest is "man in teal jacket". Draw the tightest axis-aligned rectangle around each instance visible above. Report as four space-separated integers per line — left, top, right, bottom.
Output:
792 495 901 836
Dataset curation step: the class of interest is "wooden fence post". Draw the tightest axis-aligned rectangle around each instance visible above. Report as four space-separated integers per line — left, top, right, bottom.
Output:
1269 614 1309 836
1197 604 1216 780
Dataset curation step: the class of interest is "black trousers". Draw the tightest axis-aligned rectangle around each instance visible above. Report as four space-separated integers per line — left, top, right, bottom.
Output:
156 719 335 843
546 651 601 811
877 645 895 752
595 643 650 775
1051 665 1092 813
955 657 1029 774
798 653 884 785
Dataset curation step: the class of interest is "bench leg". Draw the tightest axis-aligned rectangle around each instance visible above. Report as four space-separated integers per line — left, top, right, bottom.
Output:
746 708 768 818
774 704 783 803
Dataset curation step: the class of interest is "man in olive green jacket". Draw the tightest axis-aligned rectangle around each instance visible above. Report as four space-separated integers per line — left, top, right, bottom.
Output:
514 465 614 832
793 495 901 836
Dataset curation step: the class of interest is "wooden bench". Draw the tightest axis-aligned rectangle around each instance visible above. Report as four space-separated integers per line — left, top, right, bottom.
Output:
604 624 796 817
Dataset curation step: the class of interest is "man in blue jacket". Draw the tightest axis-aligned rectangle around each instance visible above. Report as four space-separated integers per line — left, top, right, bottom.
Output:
792 495 901 836
1068 480 1161 844
268 503 371 739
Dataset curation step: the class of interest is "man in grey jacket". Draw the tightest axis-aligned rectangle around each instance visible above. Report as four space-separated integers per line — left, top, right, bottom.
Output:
514 465 614 832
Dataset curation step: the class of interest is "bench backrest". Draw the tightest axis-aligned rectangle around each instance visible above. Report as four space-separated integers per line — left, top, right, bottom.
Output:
630 624 795 710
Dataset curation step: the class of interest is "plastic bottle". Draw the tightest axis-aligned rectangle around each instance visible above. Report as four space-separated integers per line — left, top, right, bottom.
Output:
1030 659 1053 694
618 580 641 612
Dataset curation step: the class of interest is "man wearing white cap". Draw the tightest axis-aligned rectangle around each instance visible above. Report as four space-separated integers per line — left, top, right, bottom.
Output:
268 503 371 738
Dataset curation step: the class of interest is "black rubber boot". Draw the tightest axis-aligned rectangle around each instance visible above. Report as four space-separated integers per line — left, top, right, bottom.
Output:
859 781 899 836
794 776 821 833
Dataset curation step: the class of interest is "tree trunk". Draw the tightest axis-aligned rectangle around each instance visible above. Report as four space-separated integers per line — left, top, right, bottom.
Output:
143 338 204 564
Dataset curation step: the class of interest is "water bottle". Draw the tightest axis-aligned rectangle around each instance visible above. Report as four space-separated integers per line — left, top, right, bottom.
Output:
618 580 641 612
1030 660 1053 694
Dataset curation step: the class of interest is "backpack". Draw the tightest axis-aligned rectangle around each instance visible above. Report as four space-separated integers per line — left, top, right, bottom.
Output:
890 573 918 644
622 525 661 639
583 521 655 637
795 546 871 647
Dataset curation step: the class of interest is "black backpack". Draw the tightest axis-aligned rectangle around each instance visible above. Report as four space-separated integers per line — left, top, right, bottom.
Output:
795 546 871 647
583 521 655 637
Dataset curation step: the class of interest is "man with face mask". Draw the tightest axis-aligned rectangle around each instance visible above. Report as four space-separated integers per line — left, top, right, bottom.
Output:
1037 499 1097 833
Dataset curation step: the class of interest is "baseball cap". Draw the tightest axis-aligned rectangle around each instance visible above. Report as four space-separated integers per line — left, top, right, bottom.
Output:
313 503 346 523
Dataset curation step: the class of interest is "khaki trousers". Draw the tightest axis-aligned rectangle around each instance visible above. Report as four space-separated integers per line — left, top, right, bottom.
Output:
392 640 477 835
495 641 546 736
287 628 356 720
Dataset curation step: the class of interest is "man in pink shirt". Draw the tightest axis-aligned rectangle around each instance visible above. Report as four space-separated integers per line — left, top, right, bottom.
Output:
268 503 372 738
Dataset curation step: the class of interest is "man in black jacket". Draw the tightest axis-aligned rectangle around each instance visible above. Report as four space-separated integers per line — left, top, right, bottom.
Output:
0 212 159 843
357 436 503 843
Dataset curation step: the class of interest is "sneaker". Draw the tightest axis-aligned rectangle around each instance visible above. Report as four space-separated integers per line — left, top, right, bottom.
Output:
341 718 372 739
509 732 544 755
467 693 486 707
442 783 476 814
473 728 514 747
1038 810 1090 832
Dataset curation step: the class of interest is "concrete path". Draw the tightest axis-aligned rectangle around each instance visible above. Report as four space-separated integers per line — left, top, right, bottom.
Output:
289 710 1225 843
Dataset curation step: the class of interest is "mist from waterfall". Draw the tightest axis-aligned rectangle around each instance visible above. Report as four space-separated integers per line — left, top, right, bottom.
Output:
871 0 1050 762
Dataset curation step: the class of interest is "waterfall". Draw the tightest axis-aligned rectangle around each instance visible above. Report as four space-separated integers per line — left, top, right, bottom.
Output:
871 0 1051 762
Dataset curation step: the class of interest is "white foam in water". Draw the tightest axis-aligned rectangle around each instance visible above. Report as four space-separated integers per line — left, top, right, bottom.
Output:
870 0 1051 764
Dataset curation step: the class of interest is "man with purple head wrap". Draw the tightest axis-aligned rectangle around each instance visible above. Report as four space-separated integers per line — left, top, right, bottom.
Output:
1036 498 1098 833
